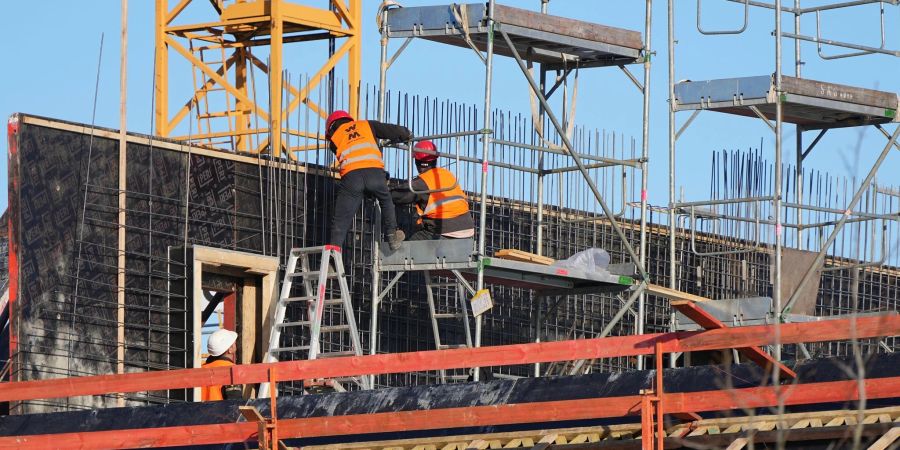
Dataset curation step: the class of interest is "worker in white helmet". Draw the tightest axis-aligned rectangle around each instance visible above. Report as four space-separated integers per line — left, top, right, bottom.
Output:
201 329 243 401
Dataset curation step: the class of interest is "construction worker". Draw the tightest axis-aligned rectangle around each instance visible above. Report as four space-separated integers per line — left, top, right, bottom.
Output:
201 329 243 401
391 140 474 241
326 110 409 250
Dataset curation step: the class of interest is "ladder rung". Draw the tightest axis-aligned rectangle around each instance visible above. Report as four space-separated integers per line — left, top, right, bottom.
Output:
438 344 469 350
271 345 310 353
283 295 316 303
276 321 311 328
427 283 458 288
320 325 351 332
433 313 465 319
316 351 358 358
290 246 329 255
288 271 338 279
323 298 345 305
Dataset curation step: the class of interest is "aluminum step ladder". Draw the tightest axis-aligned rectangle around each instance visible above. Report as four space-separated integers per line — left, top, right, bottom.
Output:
259 245 368 397
423 270 473 384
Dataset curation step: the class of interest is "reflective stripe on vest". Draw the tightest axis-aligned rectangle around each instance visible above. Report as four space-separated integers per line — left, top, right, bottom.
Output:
341 153 383 168
416 168 470 220
422 195 467 215
331 120 384 176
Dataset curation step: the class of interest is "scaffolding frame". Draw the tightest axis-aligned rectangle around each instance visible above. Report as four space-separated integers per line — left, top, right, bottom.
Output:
370 1 655 373
667 0 900 366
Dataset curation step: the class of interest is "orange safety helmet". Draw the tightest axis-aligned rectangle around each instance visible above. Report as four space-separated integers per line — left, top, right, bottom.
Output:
413 140 439 163
325 110 353 134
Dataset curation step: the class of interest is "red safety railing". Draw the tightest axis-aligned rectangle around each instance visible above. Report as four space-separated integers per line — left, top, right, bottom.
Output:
0 314 896 449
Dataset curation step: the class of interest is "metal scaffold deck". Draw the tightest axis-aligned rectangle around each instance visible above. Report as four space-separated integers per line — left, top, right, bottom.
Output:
675 75 899 129
383 3 644 68
379 239 636 295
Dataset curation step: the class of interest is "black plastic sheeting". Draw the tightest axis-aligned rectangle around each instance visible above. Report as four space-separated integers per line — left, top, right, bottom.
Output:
0 353 897 448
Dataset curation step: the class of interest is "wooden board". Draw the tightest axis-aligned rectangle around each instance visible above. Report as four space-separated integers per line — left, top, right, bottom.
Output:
493 4 644 51
646 284 710 303
782 76 899 110
495 249 555 266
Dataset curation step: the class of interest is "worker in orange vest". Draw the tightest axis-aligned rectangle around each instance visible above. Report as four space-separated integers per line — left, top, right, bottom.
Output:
391 140 474 241
201 329 243 401
326 110 409 250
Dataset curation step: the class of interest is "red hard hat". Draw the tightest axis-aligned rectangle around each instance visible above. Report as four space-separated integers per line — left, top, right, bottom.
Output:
413 140 438 163
325 110 353 133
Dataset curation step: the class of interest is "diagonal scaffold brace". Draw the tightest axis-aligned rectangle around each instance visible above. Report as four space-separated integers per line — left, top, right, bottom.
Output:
497 28 652 328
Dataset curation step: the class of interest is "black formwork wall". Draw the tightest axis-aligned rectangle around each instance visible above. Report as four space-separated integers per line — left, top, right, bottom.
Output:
7 114 897 414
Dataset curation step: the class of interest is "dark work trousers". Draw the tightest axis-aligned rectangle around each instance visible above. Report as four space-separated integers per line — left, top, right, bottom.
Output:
329 168 399 247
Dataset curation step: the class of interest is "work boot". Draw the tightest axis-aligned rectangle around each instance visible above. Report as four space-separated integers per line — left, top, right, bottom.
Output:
387 229 405 251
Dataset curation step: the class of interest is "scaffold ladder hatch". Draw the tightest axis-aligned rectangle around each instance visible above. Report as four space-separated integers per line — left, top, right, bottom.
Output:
260 245 368 398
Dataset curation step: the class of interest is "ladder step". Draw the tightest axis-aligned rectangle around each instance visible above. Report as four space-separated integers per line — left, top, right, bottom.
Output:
271 345 311 353
288 271 338 279
323 298 345 305
317 351 359 358
276 321 311 328
437 344 469 350
290 246 331 255
282 295 317 303
433 313 465 319
320 325 351 332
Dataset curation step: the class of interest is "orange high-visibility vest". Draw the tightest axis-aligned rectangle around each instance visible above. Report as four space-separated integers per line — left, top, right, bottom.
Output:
330 120 385 176
415 168 469 222
200 358 234 401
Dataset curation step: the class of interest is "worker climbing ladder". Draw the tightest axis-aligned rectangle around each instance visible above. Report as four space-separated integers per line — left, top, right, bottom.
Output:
259 245 368 398
423 271 474 383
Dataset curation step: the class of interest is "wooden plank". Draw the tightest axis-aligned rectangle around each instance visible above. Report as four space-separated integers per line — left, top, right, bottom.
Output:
672 300 799 379
867 427 900 450
725 438 748 450
492 4 643 50
494 249 555 266
782 76 899 110
646 284 711 303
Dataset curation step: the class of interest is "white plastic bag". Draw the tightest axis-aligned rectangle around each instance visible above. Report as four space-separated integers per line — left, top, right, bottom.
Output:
552 248 610 272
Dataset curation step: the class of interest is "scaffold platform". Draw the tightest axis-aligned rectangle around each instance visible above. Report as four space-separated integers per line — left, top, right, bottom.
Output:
674 75 899 129
378 239 636 295
384 3 644 69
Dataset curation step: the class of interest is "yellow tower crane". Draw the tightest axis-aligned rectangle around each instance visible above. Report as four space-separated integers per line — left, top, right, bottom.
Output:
154 0 361 158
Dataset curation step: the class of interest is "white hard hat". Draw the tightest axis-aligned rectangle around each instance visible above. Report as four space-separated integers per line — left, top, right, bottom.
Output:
208 329 238 357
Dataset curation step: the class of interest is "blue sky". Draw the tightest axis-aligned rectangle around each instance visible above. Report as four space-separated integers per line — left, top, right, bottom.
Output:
1 1 898 213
